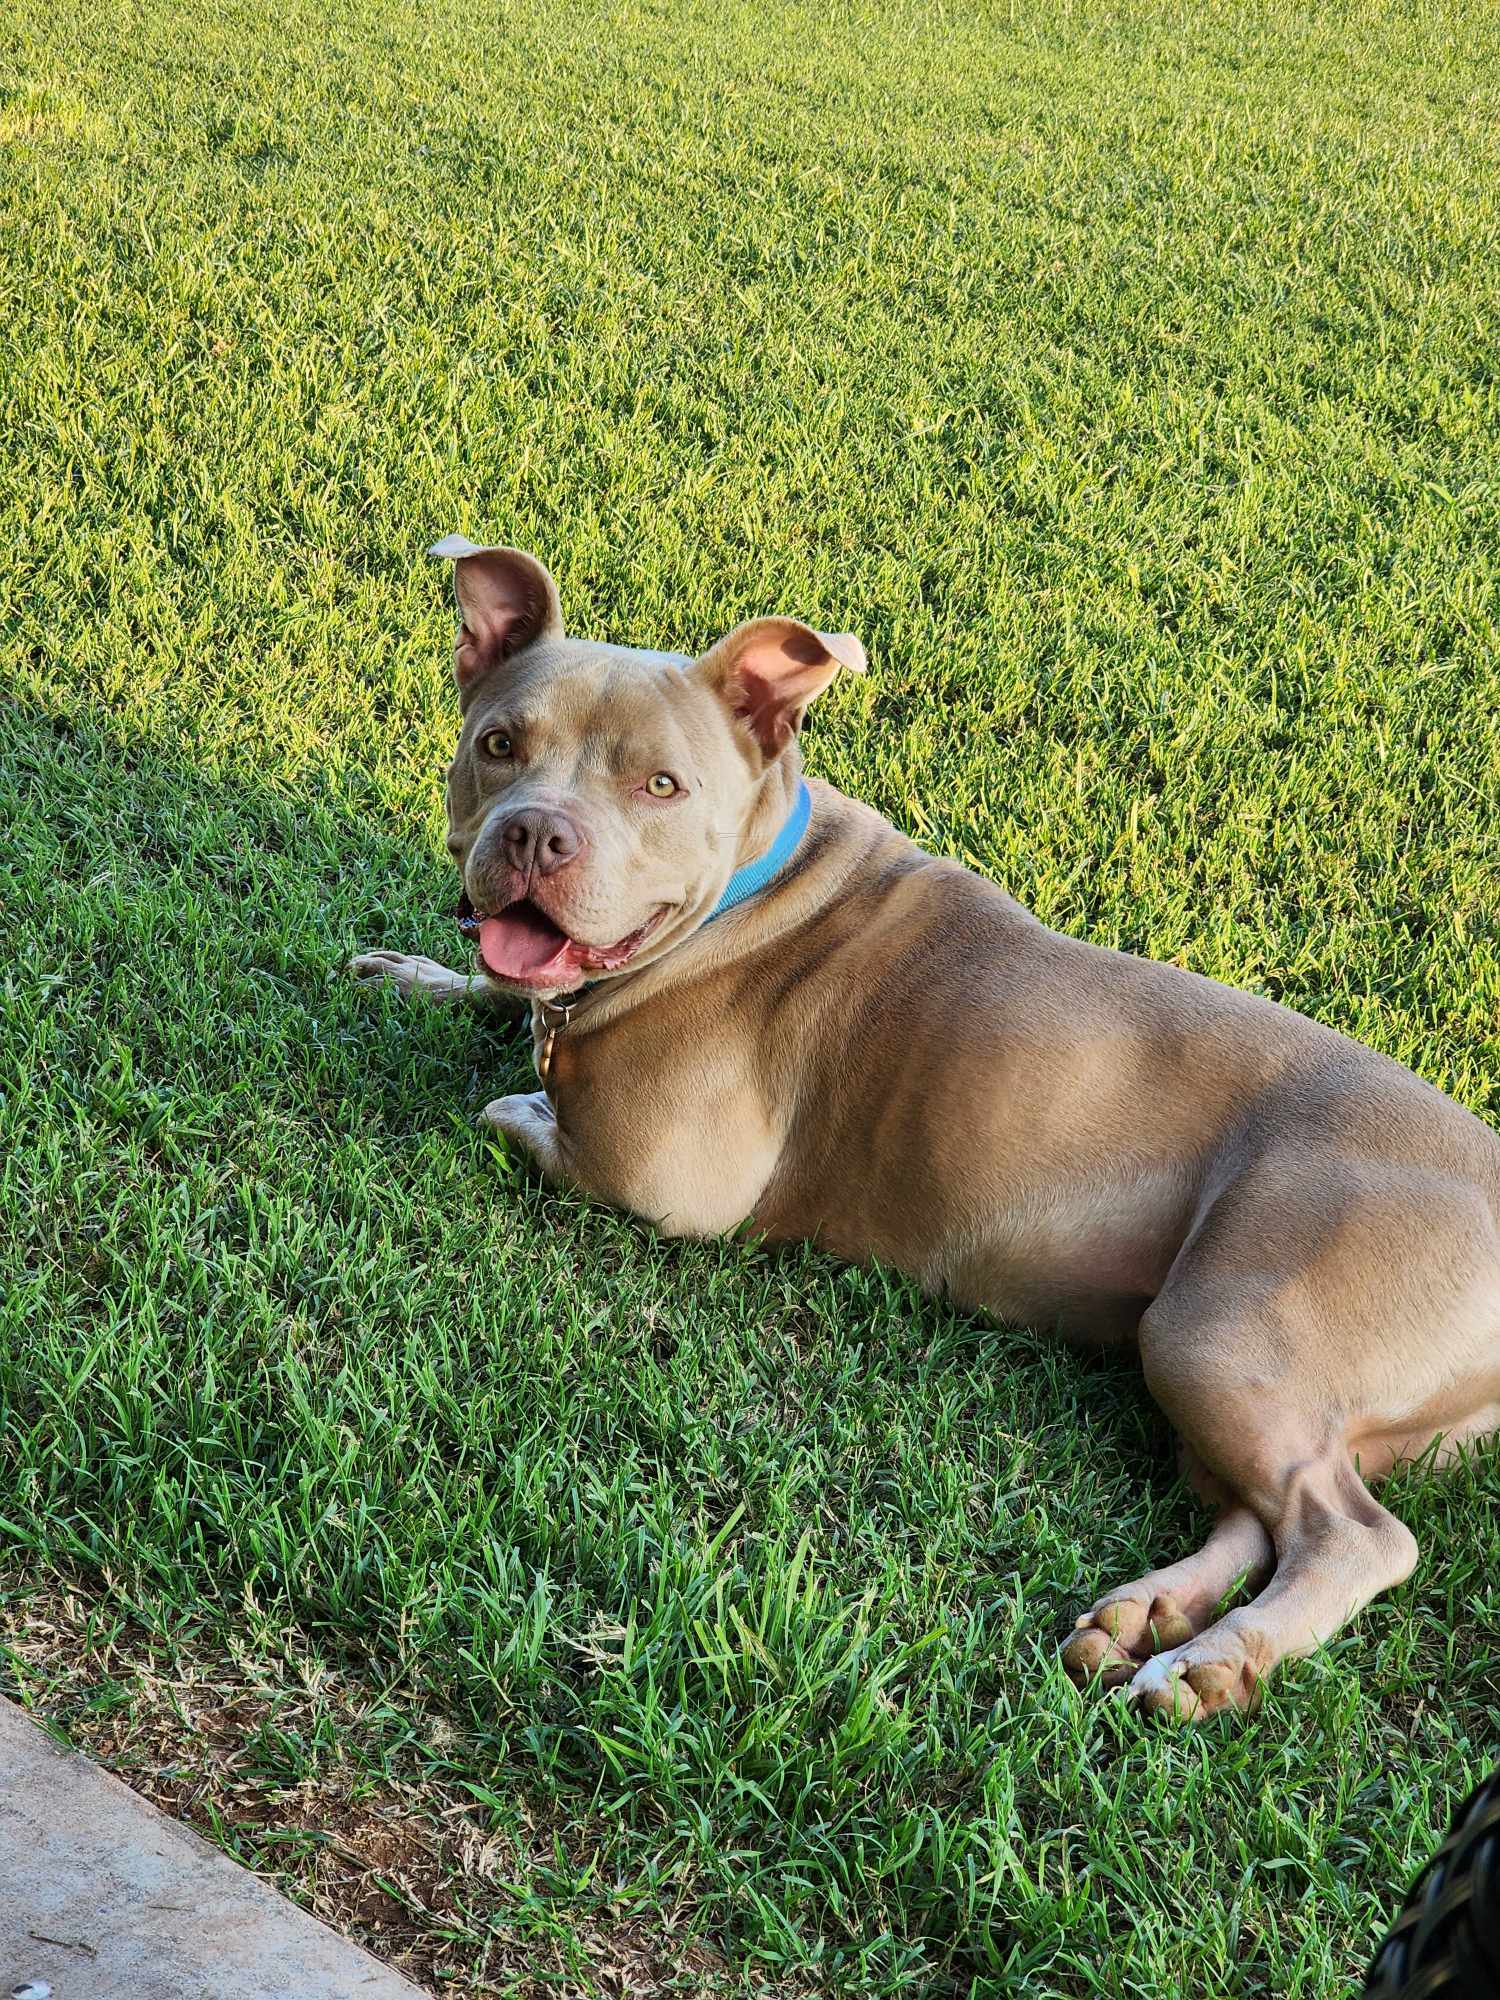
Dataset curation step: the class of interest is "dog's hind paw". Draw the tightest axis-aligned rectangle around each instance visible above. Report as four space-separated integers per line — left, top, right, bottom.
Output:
1062 1590 1196 1689
1126 1631 1265 1720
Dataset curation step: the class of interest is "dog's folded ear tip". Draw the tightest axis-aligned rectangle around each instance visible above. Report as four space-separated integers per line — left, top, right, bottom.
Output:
428 533 483 560
821 631 868 674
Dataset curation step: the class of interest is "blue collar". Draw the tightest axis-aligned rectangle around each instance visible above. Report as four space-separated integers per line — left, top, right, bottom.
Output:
707 779 812 921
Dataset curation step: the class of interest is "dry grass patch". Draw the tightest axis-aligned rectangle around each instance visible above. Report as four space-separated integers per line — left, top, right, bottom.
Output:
0 1573 742 1999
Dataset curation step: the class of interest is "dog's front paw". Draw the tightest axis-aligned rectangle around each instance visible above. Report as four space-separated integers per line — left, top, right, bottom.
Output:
480 1090 567 1181
480 1090 557 1149
349 949 474 1001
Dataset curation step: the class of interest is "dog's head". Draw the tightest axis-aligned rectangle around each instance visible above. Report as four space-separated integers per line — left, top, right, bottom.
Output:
434 537 865 997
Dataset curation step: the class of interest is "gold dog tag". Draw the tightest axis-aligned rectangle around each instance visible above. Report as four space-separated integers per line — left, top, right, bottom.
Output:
536 998 574 1101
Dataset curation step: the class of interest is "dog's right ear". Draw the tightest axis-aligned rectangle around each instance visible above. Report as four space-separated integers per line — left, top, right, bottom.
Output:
428 536 564 693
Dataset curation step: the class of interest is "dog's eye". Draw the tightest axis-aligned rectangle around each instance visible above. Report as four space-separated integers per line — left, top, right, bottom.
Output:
644 772 678 799
479 729 513 760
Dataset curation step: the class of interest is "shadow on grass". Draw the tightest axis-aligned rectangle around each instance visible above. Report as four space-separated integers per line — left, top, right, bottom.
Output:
3 696 534 1130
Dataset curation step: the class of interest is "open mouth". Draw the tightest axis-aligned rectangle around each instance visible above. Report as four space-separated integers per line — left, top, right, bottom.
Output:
456 893 664 990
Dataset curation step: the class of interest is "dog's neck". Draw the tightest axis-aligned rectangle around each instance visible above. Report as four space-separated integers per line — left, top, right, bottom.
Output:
709 770 811 924
729 754 804 880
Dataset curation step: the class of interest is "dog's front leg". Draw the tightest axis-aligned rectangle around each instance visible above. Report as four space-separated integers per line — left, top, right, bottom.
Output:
480 1091 570 1182
349 949 521 1013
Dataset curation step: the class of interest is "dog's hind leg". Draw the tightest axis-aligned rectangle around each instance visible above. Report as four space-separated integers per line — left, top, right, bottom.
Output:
1124 1441 1417 1718
1090 1141 1500 1717
1117 1285 1419 1718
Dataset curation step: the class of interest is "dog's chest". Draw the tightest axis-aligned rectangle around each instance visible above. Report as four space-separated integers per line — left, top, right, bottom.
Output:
542 1004 786 1239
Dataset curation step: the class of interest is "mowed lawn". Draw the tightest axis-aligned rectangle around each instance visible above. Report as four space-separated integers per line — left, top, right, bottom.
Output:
3 0 1499 1991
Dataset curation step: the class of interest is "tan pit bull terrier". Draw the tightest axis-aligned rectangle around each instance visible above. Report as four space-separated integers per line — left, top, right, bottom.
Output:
352 539 1500 1720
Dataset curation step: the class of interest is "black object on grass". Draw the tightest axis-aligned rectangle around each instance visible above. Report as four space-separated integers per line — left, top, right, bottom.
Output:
1365 1768 1500 1998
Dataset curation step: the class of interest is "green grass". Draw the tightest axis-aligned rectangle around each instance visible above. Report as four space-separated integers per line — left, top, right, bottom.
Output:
3 0 1500 1991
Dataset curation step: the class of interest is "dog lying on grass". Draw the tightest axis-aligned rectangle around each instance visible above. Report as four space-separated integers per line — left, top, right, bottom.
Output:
353 539 1500 1719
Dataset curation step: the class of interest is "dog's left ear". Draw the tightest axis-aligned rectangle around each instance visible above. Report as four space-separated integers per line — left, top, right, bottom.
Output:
428 535 564 693
696 617 866 759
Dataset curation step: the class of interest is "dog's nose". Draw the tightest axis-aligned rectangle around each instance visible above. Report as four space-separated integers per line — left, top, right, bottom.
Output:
502 807 585 878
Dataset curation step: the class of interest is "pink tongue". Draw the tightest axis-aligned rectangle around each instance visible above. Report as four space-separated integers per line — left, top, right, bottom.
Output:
478 906 581 981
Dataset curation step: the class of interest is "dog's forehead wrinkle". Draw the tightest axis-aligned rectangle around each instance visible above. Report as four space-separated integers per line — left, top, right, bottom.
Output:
554 657 703 778
492 644 739 773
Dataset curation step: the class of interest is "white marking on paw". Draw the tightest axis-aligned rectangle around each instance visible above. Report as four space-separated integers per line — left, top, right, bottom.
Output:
1127 1645 1190 1705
